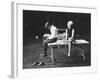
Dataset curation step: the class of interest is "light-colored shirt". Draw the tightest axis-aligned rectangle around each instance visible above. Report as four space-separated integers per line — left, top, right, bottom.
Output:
48 25 57 39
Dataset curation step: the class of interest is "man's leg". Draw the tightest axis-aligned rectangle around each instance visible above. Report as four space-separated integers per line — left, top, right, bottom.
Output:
41 38 57 57
43 41 48 57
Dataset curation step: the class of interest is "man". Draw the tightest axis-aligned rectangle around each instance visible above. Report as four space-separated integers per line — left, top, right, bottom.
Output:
41 22 57 57
66 21 75 56
32 22 57 66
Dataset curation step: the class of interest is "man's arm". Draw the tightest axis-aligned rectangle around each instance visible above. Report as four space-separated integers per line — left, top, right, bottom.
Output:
43 34 50 38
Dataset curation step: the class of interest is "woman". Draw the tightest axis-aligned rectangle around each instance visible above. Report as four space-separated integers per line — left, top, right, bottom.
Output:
66 21 75 56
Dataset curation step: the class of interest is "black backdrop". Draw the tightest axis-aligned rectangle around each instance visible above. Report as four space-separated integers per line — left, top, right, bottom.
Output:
23 10 91 40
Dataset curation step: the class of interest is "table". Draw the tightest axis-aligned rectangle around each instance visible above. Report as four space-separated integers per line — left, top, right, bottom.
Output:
48 39 89 64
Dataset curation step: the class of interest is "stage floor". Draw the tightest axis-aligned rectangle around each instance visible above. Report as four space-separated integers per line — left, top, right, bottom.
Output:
23 38 91 69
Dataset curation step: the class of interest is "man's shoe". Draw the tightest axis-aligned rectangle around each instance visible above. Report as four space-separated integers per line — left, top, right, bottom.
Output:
32 62 39 66
37 62 45 66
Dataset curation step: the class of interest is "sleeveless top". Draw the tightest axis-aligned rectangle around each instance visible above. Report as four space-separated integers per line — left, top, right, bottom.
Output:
67 27 74 38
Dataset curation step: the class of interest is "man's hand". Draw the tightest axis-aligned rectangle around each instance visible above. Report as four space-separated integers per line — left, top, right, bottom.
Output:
43 38 50 43
43 34 50 38
46 37 50 40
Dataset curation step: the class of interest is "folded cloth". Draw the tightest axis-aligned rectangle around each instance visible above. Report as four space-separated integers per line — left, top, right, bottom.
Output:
75 39 89 44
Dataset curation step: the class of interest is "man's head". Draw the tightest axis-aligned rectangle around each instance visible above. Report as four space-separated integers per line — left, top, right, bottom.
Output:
45 22 51 29
67 21 73 29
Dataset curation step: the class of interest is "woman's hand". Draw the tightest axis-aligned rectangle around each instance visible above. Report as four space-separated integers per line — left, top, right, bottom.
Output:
68 38 73 41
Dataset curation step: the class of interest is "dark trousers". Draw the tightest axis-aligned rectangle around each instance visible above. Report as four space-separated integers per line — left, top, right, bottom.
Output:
43 38 57 55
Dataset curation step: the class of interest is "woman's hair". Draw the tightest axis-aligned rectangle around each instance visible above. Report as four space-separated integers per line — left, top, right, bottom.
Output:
67 21 73 26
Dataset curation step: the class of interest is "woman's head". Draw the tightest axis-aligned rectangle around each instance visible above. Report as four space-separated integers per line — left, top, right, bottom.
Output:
67 21 73 29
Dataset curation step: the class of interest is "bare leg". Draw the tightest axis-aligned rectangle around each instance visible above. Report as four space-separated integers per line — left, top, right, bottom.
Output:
68 41 71 56
40 40 48 57
50 47 54 64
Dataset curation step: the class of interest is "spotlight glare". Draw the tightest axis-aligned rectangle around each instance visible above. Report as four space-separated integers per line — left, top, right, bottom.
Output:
35 36 38 39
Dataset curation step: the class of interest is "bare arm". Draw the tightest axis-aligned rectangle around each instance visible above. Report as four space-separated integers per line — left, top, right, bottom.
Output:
71 29 75 39
68 29 75 41
65 29 68 40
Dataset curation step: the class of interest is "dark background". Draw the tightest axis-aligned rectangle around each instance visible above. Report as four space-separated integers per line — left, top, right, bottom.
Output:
23 10 91 69
23 10 91 42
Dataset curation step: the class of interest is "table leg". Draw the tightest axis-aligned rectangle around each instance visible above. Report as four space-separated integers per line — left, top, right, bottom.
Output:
74 46 85 61
78 47 85 61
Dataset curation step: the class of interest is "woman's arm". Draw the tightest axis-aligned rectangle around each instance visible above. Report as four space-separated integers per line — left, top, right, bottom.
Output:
68 29 75 41
71 29 75 40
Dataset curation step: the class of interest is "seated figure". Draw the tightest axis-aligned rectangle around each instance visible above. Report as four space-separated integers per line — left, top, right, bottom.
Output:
42 22 58 57
66 21 75 56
